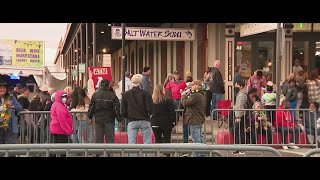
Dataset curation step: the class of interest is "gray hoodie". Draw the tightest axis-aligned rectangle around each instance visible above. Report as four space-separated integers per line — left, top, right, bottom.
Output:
141 72 151 93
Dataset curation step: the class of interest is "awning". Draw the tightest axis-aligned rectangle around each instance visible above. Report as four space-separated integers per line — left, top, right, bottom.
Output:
0 67 43 76
50 72 66 80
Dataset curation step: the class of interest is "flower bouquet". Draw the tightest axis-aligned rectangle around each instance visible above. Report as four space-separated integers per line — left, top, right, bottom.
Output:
0 99 13 129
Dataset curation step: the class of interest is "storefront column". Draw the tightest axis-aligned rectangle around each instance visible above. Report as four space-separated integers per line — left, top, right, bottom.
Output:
281 25 293 83
225 24 236 103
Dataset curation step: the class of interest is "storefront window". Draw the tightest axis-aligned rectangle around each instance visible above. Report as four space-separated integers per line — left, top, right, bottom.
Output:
313 23 320 32
292 41 306 70
258 41 274 81
236 41 252 78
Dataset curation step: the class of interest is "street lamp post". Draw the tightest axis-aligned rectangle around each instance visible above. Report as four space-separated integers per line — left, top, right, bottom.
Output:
276 23 282 107
121 23 126 94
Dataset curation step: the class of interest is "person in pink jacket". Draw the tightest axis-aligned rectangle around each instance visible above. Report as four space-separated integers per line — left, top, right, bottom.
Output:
50 90 74 143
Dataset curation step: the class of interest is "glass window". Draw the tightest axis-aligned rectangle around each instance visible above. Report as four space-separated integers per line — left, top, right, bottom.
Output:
236 41 252 78
313 23 320 32
292 41 306 70
258 41 274 81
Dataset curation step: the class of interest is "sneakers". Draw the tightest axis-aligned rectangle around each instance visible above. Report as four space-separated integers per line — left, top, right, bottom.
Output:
180 154 189 157
282 146 289 150
288 143 300 149
232 150 245 155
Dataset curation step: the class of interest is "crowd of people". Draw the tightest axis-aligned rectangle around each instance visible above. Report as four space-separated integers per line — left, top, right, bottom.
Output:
0 58 320 157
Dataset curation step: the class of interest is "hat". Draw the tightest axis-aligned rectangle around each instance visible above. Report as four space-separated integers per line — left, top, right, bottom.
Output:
143 67 151 73
16 83 22 89
40 85 49 92
0 80 7 87
131 74 143 86
267 81 274 86
173 70 180 75
100 79 110 87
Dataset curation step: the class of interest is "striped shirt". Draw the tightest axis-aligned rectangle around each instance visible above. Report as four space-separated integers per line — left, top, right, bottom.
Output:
235 89 247 118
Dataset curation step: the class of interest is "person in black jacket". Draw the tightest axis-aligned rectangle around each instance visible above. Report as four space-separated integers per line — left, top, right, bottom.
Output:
151 85 176 148
121 74 153 145
17 87 30 110
204 60 225 118
89 79 122 144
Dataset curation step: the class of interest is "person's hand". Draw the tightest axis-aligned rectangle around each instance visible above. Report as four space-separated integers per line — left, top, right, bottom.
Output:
181 91 186 96
258 117 262 121
235 118 241 123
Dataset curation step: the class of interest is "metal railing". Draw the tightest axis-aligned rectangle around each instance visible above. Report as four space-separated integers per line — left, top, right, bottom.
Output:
0 144 282 157
303 149 320 157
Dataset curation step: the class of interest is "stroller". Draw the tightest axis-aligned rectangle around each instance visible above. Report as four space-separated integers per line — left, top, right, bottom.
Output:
217 100 232 129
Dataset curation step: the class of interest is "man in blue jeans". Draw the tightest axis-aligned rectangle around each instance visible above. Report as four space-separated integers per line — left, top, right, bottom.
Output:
121 74 153 156
181 80 206 157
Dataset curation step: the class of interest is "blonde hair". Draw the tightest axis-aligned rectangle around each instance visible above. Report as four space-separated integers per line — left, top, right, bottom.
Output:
152 84 166 104
163 74 174 87
64 86 72 95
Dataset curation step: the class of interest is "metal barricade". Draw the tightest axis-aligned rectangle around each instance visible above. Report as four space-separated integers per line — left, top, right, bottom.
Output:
303 149 320 157
209 108 318 149
0 143 282 157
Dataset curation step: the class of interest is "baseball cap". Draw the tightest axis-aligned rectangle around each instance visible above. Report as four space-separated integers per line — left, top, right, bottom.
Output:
100 79 110 87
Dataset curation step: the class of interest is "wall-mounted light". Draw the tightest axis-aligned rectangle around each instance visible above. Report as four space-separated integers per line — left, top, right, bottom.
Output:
74 49 77 52
101 31 105 34
103 48 107 53
300 52 303 55
108 24 112 27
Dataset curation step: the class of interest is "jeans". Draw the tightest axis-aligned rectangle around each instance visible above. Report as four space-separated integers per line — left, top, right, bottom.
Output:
72 116 80 143
78 120 94 143
290 100 298 121
211 93 223 117
128 120 152 157
183 124 189 143
277 126 301 144
128 120 152 144
189 124 205 157
173 99 181 109
95 121 115 143
0 129 18 144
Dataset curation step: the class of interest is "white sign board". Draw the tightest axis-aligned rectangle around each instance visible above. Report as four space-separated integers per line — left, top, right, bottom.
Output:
111 26 195 41
79 63 86 73
240 23 277 37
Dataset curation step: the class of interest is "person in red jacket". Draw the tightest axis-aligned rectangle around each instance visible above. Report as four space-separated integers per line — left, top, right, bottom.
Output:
275 100 301 150
50 90 74 144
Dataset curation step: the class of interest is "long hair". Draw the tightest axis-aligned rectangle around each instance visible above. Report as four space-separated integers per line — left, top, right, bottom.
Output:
77 88 86 108
152 84 166 104
70 86 80 109
163 74 174 88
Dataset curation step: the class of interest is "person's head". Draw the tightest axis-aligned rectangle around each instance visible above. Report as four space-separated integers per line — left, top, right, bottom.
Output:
64 86 72 96
248 88 258 101
100 79 110 89
288 79 296 88
191 80 202 91
186 71 192 77
235 80 245 90
55 90 68 105
282 100 291 109
295 59 300 66
298 70 304 76
0 81 8 98
152 84 166 104
186 76 193 83
173 70 180 81
164 74 174 83
143 67 151 76
203 71 208 79
235 66 241 73
266 81 273 92
15 83 23 93
253 101 263 111
125 71 132 79
214 60 222 69
288 73 295 80
48 87 55 95
256 70 263 78
310 70 319 81
309 102 319 112
131 74 143 87
22 87 30 97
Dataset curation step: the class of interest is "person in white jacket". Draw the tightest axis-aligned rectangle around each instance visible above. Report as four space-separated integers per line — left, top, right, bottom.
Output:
118 72 132 100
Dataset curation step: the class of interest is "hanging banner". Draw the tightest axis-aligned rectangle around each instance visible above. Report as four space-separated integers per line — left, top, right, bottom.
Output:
0 39 44 68
89 67 113 90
